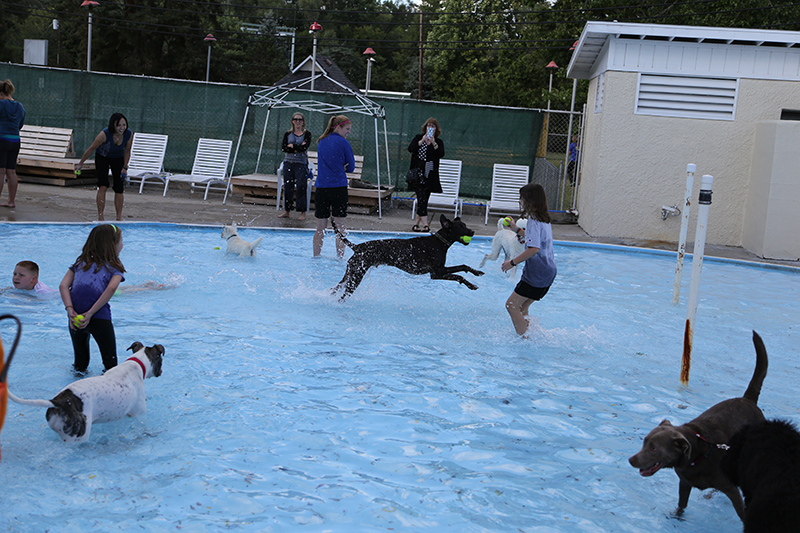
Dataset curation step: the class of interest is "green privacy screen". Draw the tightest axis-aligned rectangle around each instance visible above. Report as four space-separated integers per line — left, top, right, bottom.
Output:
1 63 543 200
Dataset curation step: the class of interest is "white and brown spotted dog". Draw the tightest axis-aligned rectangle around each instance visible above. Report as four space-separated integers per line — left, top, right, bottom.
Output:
479 217 527 276
221 223 263 257
8 342 164 443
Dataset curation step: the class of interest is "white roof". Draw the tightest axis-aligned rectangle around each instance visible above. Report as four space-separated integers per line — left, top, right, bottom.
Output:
568 22 800 79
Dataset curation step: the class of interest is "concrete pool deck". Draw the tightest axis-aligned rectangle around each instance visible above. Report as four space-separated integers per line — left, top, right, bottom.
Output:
2 182 798 268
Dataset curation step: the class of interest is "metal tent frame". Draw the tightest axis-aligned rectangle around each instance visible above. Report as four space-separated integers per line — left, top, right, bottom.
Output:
226 68 392 218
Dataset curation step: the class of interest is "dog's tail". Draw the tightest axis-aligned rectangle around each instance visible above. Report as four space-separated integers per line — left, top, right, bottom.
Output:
7 390 54 408
250 236 263 252
496 217 507 232
330 220 355 250
743 330 768 404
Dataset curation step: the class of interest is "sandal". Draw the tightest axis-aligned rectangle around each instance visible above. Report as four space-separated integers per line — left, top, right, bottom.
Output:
412 224 421 232
422 225 430 233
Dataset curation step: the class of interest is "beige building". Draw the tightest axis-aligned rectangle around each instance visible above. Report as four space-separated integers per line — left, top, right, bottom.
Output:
567 22 800 260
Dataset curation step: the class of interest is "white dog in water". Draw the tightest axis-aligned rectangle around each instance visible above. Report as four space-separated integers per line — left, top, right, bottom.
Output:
7 342 164 443
479 217 527 276
221 223 263 257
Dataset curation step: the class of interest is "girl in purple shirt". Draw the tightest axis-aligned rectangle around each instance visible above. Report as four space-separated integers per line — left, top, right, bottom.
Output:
60 224 126 372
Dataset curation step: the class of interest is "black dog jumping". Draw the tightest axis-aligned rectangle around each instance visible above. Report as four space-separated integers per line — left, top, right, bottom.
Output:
331 214 484 299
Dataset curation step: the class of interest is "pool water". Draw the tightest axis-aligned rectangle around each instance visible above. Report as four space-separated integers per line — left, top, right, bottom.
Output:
1 223 798 532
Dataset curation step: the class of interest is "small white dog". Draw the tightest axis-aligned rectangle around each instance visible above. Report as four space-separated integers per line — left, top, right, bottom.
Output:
8 342 164 443
221 223 263 257
479 217 527 275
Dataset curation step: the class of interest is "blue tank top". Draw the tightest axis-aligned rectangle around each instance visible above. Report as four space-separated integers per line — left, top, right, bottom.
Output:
95 128 132 159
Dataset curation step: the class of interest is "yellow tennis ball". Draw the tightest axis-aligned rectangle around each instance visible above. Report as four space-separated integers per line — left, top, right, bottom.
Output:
460 236 472 244
74 169 81 176
73 314 85 326
503 217 512 226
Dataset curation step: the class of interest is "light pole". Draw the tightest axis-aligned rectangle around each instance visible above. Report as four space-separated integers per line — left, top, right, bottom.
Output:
81 0 99 72
309 22 321 91
545 60 558 111
204 33 216 83
363 47 376 95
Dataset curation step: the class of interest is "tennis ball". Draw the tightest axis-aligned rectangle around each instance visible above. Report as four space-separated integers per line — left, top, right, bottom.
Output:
502 217 512 226
73 314 85 326
74 169 81 176
213 246 221 250
460 236 472 244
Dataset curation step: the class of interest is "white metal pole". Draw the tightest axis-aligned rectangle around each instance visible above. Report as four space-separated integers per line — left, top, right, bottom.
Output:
382 117 391 207
365 59 373 95
290 35 295 70
86 11 93 72
225 106 250 205
559 78 578 210
681 174 714 385
206 45 212 83
672 163 696 303
373 116 382 218
255 108 271 174
311 34 317 91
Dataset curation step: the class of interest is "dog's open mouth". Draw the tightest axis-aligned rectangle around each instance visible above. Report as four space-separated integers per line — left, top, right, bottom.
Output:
639 462 663 477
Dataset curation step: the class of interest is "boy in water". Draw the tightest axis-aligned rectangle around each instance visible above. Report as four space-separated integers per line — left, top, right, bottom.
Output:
11 261 55 294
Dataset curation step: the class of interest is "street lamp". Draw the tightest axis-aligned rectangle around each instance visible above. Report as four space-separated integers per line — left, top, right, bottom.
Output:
204 33 216 83
81 0 99 72
363 47 376 95
309 22 321 91
545 60 558 111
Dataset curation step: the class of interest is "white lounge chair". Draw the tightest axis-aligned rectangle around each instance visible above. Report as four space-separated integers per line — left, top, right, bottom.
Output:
125 133 170 194
484 163 530 224
412 158 463 219
276 157 317 213
163 138 233 200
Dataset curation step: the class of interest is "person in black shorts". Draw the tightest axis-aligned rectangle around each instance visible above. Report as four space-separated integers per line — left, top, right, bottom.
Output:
313 115 355 257
75 113 133 221
0 79 26 208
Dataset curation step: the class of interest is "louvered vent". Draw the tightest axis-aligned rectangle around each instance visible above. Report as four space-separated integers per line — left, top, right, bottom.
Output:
635 74 738 120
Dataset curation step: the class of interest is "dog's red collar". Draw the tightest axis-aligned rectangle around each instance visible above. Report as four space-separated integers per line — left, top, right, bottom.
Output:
689 432 730 467
127 356 146 379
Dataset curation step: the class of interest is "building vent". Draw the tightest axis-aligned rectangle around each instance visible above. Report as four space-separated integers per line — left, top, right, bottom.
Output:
635 74 738 121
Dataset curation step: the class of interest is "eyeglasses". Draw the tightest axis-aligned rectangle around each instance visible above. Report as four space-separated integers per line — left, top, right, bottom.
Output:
292 118 304 121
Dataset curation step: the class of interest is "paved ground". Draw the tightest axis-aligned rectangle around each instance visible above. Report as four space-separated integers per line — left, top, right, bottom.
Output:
2 181 797 267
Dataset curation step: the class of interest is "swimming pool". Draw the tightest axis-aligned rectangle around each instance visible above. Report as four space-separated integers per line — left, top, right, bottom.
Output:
1 222 798 532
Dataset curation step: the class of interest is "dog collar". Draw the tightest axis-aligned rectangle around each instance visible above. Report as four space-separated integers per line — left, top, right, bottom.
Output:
689 432 730 467
227 234 238 240
127 356 147 379
434 232 453 247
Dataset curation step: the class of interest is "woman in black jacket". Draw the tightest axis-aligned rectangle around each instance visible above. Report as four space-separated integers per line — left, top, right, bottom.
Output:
407 117 445 232
279 112 313 220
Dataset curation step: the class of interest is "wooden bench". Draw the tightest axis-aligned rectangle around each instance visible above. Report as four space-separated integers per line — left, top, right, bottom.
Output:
16 125 96 186
231 151 394 214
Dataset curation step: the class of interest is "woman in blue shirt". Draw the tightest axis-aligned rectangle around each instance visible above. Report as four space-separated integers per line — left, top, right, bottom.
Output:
0 79 26 208
313 115 355 257
76 113 133 222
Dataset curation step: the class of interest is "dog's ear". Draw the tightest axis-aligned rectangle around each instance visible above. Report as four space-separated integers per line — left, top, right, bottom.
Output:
658 419 673 427
127 341 144 353
440 214 450 228
672 436 692 462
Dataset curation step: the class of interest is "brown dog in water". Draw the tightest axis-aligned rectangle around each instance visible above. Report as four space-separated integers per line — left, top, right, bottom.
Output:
628 331 768 520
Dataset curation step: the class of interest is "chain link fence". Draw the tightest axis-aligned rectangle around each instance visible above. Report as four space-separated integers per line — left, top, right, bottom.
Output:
533 109 583 212
1 63 582 209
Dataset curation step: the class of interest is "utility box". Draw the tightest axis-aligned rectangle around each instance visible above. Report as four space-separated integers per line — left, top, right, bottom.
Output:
24 40 48 66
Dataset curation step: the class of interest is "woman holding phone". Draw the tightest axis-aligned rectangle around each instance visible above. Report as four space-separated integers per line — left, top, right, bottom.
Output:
406 117 445 232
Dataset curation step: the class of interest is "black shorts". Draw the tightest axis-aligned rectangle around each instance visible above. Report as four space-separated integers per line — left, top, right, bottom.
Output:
314 186 348 219
0 139 21 170
514 280 551 301
95 154 126 194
